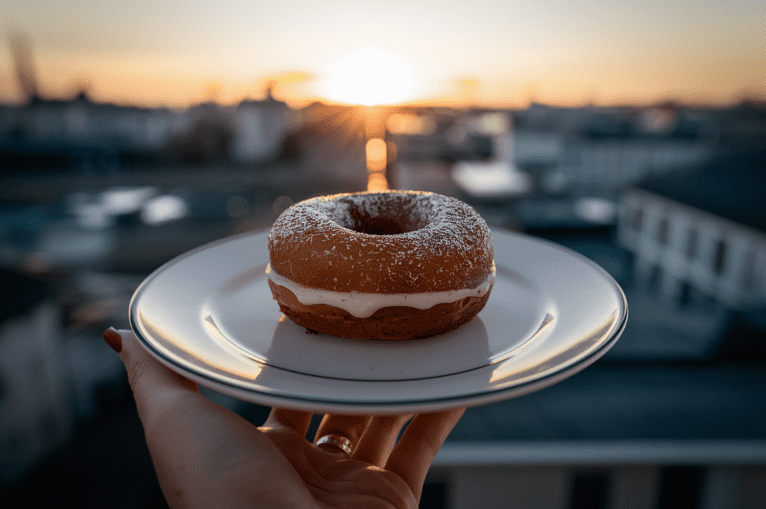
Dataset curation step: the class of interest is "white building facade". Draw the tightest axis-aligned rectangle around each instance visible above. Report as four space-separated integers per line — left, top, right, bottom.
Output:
618 188 766 309
231 94 296 164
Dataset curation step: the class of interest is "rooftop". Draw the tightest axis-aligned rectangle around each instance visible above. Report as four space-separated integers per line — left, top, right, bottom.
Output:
634 149 766 233
450 363 766 444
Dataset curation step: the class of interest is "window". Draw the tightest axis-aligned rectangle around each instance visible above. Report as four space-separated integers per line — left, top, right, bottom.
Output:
630 206 643 231
685 228 698 259
656 216 669 244
570 471 609 509
713 239 727 275
658 467 703 509
649 264 662 292
679 281 692 307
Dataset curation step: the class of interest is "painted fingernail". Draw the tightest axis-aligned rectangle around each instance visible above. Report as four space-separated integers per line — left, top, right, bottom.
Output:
102 327 122 353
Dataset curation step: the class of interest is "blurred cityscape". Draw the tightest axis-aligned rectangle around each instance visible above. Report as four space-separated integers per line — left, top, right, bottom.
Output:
2 44 766 508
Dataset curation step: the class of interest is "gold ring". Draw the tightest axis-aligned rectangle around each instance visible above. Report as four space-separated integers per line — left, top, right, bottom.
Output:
316 434 354 455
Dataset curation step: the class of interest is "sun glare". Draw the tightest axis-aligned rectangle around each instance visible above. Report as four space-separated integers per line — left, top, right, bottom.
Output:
322 49 414 106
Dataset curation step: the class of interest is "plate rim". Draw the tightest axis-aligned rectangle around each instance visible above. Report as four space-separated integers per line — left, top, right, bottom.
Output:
129 227 628 413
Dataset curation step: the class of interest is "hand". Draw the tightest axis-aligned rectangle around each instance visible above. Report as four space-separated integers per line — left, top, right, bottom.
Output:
103 327 464 509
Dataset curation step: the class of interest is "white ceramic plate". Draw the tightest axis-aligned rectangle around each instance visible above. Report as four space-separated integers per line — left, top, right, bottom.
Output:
130 228 627 414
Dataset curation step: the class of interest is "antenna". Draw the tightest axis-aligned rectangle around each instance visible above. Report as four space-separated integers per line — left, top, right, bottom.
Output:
9 29 39 103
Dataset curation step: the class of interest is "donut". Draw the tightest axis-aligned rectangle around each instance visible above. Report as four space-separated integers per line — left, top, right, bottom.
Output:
266 190 495 340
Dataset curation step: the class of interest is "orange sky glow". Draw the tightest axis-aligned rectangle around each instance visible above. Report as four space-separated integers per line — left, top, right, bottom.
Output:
1 1 764 109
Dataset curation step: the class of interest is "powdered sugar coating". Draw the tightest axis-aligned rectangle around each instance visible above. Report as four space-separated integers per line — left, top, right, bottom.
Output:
267 190 494 294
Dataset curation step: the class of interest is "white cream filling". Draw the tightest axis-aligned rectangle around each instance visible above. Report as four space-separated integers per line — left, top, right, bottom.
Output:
266 263 496 319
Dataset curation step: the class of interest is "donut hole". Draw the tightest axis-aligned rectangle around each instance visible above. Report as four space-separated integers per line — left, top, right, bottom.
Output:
353 216 408 235
348 196 429 235
324 193 431 236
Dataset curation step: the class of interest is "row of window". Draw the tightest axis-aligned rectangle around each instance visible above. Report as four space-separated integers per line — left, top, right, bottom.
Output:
647 264 722 308
628 206 759 289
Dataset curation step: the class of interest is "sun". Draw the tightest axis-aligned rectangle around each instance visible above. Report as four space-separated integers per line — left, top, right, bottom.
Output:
322 49 414 106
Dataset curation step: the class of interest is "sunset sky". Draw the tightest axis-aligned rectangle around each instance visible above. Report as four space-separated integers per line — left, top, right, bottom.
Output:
1 1 763 108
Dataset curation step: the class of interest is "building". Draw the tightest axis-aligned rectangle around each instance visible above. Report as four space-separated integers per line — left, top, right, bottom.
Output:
0 93 178 172
0 269 76 483
230 88 297 164
386 104 717 197
515 105 716 195
426 155 766 507
431 354 766 509
617 150 766 309
0 88 298 171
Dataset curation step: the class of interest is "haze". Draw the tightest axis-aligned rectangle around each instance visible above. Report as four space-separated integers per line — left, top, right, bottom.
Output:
1 0 763 108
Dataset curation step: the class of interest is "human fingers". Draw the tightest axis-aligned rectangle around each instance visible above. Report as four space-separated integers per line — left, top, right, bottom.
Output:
351 413 413 466
313 414 373 456
106 328 312 508
263 408 313 438
105 327 213 506
385 408 465 501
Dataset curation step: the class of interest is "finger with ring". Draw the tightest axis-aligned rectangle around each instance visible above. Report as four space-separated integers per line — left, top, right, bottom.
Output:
316 434 354 455
313 414 371 455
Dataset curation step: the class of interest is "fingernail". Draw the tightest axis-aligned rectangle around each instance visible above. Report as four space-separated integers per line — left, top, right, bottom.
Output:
102 327 122 353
